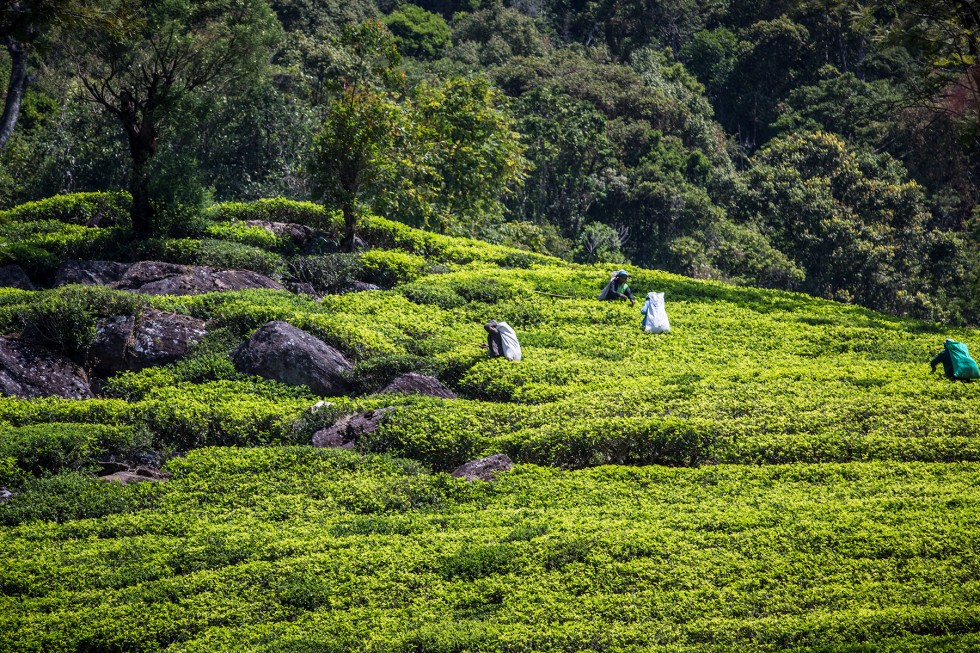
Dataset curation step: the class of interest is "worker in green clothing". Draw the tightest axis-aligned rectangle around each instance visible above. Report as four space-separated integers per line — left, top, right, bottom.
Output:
598 269 635 306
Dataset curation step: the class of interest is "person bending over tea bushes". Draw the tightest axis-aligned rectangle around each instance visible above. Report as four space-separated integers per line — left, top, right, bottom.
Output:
598 269 635 306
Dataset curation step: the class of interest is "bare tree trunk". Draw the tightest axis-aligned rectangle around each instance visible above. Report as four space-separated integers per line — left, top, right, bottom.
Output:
341 204 357 252
0 38 31 150
122 107 159 238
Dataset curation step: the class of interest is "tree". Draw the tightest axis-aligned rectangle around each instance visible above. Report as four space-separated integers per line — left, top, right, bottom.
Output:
0 0 125 150
309 85 402 250
868 0 980 142
383 4 450 60
73 0 281 236
382 74 528 236
743 131 939 316
308 19 402 251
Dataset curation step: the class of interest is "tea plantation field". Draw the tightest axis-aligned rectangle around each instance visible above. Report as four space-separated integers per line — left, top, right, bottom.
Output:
1 195 980 651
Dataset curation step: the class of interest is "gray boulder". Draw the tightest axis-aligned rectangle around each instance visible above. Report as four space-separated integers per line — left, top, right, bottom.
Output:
0 337 92 399
54 260 131 287
0 264 35 290
451 454 513 482
90 310 207 374
233 321 352 396
381 373 456 399
312 408 393 448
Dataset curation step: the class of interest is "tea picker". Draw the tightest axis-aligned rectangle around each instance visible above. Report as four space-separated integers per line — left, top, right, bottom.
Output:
484 319 522 361
930 339 979 381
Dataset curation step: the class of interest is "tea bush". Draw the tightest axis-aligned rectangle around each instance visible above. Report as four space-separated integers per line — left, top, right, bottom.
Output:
204 222 291 252
131 238 285 277
207 198 340 231
3 196 980 651
16 285 147 360
0 191 131 226
359 249 428 287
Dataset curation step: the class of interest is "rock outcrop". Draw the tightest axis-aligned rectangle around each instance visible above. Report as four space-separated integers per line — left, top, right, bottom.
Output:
0 337 92 399
451 454 513 482
232 321 352 396
0 264 35 290
117 261 284 295
54 260 130 287
312 408 393 448
53 260 284 295
90 310 207 374
381 373 456 399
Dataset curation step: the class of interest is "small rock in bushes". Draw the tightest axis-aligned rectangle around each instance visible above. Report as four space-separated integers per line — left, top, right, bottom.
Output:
99 464 170 486
54 260 131 287
245 220 316 249
233 321 352 396
312 408 393 448
287 282 318 297
0 264 35 290
451 454 513 482
338 281 381 294
381 373 456 399
0 337 92 399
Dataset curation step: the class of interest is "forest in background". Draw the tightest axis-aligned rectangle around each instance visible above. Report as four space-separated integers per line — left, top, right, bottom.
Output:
2 0 980 323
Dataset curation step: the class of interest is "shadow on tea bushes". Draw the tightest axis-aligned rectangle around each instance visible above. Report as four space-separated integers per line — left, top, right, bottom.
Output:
0 423 149 485
0 471 163 525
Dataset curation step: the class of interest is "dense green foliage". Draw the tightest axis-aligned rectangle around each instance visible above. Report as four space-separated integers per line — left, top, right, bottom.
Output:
3 0 980 322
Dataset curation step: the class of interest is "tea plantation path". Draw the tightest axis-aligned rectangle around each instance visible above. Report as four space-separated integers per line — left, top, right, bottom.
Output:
1 195 979 651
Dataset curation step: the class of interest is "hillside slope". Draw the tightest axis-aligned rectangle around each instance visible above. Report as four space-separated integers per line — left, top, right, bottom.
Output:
1 196 979 651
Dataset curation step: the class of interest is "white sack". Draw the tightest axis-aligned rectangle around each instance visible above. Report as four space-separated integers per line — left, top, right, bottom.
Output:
641 292 670 334
496 321 522 361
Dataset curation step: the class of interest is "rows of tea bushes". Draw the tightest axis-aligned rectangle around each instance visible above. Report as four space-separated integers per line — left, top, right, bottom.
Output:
3 260 977 472
2 447 979 651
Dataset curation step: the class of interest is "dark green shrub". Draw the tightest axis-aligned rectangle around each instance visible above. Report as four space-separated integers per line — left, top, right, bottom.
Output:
451 277 517 304
440 543 518 580
286 254 365 292
0 471 161 525
17 285 147 360
0 423 146 483
144 150 212 237
399 282 466 309
360 249 428 287
348 354 443 392
131 238 284 277
0 191 131 227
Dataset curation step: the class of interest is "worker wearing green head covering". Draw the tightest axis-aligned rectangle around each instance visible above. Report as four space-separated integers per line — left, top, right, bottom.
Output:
598 269 635 306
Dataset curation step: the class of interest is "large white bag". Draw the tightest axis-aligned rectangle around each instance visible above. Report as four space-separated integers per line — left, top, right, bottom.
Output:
496 321 522 361
641 292 670 334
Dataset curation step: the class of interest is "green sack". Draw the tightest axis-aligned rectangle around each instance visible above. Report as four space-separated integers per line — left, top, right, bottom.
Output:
948 340 980 380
